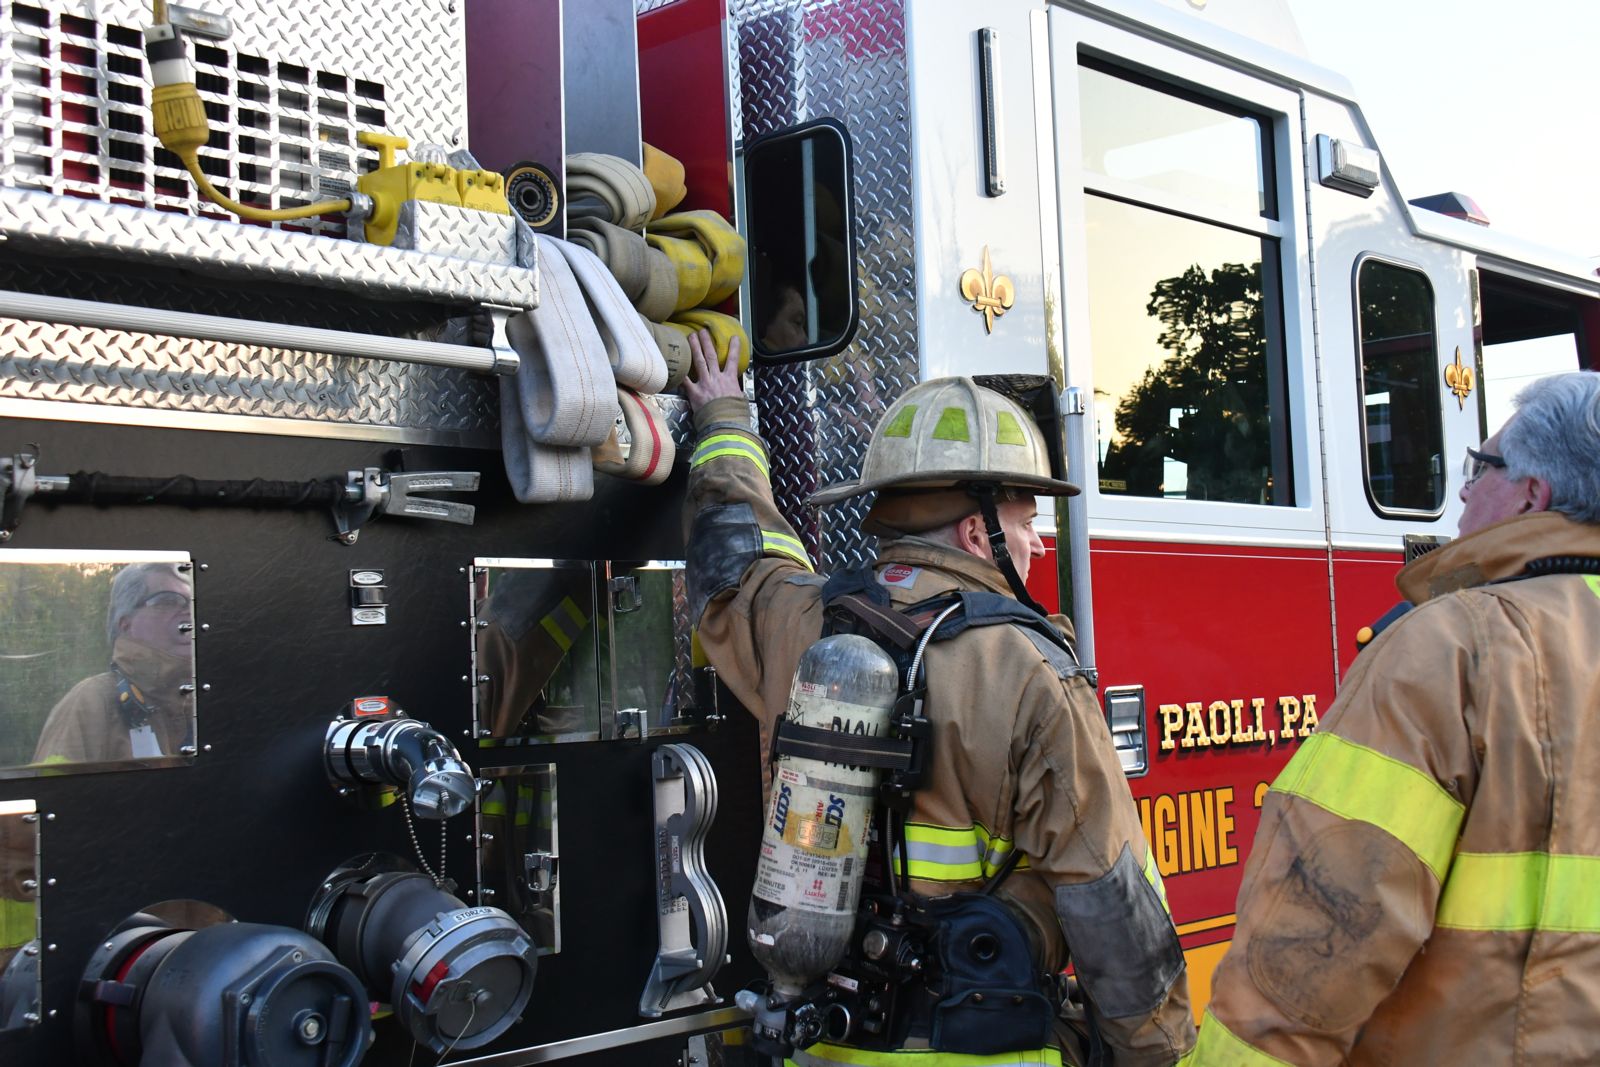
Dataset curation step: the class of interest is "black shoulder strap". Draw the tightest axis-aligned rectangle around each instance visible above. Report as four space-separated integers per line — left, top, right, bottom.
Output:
931 592 1075 659
822 567 923 651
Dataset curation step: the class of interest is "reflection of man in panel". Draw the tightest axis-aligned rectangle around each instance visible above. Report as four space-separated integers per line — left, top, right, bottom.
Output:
33 563 194 764
0 811 34 999
476 569 594 737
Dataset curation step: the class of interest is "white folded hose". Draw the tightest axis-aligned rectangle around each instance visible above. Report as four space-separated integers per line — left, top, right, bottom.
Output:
594 388 675 485
546 237 669 395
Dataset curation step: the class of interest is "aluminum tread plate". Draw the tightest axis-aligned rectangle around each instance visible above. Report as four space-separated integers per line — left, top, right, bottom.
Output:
733 0 916 573
0 187 537 309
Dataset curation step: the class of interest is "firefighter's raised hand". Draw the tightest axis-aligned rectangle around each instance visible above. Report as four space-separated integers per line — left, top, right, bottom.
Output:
682 328 744 413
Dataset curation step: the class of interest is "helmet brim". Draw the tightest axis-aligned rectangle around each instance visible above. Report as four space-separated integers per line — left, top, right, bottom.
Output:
810 469 1081 507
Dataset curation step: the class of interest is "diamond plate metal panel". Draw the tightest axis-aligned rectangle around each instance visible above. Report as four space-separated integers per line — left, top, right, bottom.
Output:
0 261 499 443
0 318 499 442
391 199 518 265
0 187 537 309
0 0 537 308
733 0 917 573
668 566 695 723
1 0 461 224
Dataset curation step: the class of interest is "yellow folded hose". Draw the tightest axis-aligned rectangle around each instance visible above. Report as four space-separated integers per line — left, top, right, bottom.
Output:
642 143 687 220
645 231 712 312
649 210 745 305
666 310 751 376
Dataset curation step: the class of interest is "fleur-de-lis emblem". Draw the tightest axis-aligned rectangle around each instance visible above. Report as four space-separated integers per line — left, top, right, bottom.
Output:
1444 347 1475 409
959 245 1015 333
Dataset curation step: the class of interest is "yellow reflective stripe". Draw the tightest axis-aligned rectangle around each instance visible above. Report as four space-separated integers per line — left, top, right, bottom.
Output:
0 897 34 950
1142 845 1171 914
763 530 813 571
691 433 769 475
1178 1011 1294 1067
482 800 507 816
539 614 574 652
558 595 586 630
1586 575 1600 600
1271 732 1464 880
791 1043 1063 1066
896 823 1029 882
898 822 983 882
973 823 1029 876
1437 852 1600 932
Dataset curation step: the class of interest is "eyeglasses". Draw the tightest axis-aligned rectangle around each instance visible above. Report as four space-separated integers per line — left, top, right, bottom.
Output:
136 590 191 613
1462 446 1507 486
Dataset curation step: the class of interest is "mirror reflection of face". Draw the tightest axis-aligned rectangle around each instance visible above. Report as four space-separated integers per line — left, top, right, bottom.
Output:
762 285 809 352
120 570 193 659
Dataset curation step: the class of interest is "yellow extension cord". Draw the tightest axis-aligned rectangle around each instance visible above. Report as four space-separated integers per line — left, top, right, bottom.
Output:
149 1 353 223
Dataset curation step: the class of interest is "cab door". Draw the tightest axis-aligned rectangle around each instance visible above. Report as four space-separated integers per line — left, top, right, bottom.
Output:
1045 10 1327 1014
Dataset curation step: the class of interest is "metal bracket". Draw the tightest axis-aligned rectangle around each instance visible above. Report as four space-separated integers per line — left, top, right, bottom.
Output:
615 708 649 740
0 452 40 542
482 305 523 376
639 743 726 1017
524 850 559 894
335 468 480 545
692 665 725 727
978 27 1006 197
610 574 642 613
166 3 235 39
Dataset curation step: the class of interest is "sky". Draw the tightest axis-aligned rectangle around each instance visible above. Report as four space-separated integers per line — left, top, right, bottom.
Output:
1283 0 1600 260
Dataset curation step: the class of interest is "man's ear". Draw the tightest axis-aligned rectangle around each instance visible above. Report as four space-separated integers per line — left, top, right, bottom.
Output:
955 513 988 559
1523 476 1554 514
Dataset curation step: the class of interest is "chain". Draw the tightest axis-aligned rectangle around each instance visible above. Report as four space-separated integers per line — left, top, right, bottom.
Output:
401 793 447 888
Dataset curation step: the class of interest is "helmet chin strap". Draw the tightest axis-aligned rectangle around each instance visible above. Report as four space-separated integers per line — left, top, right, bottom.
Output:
967 484 1048 616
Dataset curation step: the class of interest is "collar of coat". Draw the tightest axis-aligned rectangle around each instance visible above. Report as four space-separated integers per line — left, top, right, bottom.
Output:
875 536 1016 598
1398 511 1600 604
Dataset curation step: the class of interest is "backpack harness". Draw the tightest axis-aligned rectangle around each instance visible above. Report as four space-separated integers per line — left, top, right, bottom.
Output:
754 568 1079 1058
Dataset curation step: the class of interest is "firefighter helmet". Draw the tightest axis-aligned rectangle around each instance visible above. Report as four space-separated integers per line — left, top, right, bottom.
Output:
810 376 1079 506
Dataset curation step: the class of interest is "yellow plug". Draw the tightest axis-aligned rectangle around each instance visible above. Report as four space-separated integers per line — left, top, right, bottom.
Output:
147 19 351 223
456 169 510 216
151 82 209 158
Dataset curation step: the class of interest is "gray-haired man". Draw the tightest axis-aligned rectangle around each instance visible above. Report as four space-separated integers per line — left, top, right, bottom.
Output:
1190 370 1600 1064
33 562 194 764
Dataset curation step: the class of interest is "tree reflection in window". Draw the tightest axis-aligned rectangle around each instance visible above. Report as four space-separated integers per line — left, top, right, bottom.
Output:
1357 260 1443 513
1099 260 1289 505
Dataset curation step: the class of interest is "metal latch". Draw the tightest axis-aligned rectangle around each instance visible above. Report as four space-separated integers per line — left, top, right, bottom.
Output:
0 451 478 544
1103 684 1148 778
335 468 480 544
609 574 641 613
615 707 648 740
639 743 726 1017
524 850 558 894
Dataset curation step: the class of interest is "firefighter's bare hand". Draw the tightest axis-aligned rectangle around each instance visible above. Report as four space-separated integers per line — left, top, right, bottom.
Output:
682 328 744 413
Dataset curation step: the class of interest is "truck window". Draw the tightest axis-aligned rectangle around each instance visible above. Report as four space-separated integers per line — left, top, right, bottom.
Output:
745 118 859 364
1355 258 1444 515
1078 60 1292 506
1478 271 1593 434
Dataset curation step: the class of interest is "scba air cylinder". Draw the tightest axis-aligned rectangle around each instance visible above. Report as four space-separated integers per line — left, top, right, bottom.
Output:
748 633 898 996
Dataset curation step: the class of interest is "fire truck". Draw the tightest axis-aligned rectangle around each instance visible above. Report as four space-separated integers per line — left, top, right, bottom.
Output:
0 0 1593 1064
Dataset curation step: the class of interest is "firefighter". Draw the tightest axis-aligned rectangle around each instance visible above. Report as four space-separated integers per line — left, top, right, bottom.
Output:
683 332 1194 1066
1187 370 1600 1065
32 562 195 764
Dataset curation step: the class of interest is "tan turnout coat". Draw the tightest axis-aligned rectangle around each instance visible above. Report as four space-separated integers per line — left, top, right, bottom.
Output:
686 397 1193 1066
1191 511 1600 1065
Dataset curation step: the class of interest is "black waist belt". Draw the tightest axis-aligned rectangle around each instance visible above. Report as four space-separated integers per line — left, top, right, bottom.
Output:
773 719 914 771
